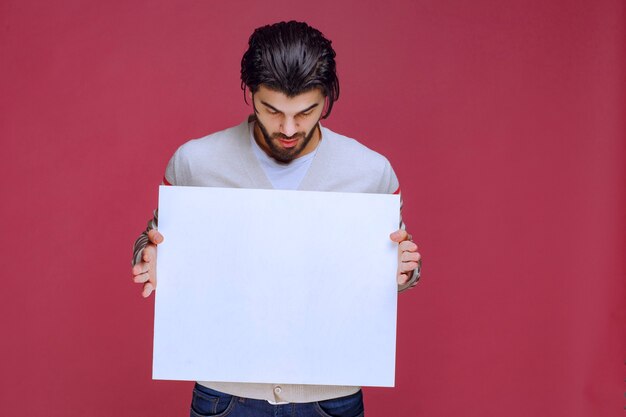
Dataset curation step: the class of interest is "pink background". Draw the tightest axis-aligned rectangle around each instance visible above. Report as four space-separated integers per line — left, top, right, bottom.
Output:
1 1 624 416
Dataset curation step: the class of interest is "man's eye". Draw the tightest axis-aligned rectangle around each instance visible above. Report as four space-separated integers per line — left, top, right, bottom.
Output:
299 111 312 117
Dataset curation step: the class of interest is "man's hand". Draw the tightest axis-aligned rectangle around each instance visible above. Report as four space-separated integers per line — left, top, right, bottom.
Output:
131 229 164 298
390 229 421 285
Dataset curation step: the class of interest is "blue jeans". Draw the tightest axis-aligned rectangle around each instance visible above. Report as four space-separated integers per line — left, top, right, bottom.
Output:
190 383 364 417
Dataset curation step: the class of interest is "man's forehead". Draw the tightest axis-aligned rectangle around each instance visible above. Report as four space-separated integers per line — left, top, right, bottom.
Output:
255 85 324 107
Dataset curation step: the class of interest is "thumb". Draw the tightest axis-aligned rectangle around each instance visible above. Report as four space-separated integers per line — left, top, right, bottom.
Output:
148 229 164 245
389 229 408 243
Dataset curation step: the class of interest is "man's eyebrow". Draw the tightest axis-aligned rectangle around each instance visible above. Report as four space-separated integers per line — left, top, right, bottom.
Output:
260 101 320 114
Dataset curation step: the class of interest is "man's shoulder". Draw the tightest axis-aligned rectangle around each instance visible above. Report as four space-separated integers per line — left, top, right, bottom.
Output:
177 120 249 157
311 126 399 194
321 126 392 169
164 120 252 186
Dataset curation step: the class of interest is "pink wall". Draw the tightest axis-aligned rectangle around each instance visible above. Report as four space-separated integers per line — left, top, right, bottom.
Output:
1 1 623 416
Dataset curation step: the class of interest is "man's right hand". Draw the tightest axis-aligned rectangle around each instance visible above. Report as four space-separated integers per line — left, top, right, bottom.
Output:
132 229 164 298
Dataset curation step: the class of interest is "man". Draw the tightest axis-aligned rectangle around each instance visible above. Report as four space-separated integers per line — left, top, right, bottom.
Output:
132 21 421 417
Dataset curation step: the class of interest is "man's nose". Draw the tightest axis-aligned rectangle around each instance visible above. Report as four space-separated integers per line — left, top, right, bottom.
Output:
280 117 298 137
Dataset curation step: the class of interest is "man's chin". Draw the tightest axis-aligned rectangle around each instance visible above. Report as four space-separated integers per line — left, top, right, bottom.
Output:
270 148 301 163
267 138 305 162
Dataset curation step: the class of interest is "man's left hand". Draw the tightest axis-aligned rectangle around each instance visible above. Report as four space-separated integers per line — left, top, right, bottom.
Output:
390 229 421 285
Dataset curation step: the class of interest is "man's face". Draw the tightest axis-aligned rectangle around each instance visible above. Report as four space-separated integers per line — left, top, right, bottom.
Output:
252 85 326 163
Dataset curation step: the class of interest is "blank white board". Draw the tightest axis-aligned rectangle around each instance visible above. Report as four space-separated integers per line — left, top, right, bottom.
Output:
153 186 400 387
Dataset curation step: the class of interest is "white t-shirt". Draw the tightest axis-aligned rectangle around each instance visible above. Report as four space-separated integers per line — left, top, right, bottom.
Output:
249 127 318 190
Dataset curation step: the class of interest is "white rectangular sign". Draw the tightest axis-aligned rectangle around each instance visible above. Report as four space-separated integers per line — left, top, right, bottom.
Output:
153 185 400 387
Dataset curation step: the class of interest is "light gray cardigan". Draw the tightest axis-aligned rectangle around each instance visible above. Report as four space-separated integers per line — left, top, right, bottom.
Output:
164 119 399 194
133 119 419 403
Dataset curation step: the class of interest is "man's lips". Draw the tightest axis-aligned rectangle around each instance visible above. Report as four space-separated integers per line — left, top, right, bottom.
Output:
277 137 299 148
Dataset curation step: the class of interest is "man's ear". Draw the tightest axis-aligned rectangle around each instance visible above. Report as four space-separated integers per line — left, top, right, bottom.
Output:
322 96 330 119
246 87 254 105
242 85 254 106
250 92 259 115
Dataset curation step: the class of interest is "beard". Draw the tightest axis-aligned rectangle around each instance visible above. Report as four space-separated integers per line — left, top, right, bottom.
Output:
255 118 319 164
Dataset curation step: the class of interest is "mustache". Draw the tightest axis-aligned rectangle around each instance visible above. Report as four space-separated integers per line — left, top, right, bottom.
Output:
272 133 305 140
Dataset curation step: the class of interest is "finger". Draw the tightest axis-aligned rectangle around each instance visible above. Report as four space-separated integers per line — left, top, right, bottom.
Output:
132 262 148 276
142 282 155 298
390 229 409 243
142 245 156 262
133 272 150 284
397 273 409 285
148 229 164 245
401 251 421 263
399 241 418 252
400 261 419 273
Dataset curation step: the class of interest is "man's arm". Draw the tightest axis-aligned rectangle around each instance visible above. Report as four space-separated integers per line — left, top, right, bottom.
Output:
131 210 163 298
131 155 177 298
390 229 421 292
392 193 421 292
132 209 158 266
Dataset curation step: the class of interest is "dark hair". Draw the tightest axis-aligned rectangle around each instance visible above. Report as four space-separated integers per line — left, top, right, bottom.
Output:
241 21 340 119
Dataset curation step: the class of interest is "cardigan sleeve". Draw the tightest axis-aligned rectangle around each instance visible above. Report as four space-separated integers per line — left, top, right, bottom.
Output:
397 192 422 293
383 161 421 292
131 209 158 266
131 150 179 265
